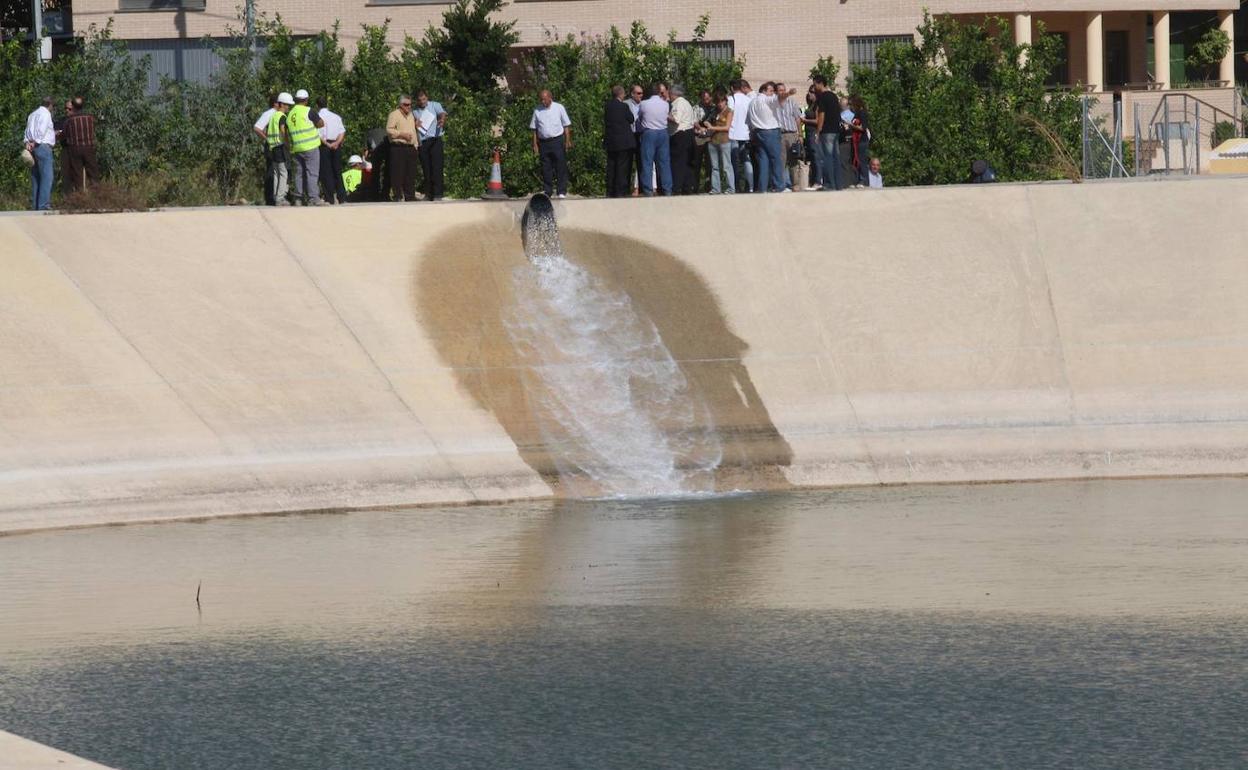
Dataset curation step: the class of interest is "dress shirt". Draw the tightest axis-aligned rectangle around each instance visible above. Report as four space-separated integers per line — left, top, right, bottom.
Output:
318 108 346 144
747 92 780 131
24 106 56 146
728 92 753 141
776 98 801 132
667 96 695 134
417 100 446 140
254 107 276 133
62 113 97 147
636 95 669 131
530 101 571 139
869 171 884 189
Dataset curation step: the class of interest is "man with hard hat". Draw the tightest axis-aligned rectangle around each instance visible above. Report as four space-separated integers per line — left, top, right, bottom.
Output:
253 93 279 205
288 88 325 206
342 154 370 202
266 92 295 206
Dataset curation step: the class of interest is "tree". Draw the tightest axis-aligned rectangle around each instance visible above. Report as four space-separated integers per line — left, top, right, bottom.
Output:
1185 28 1230 83
808 55 840 87
848 13 1082 186
425 0 519 96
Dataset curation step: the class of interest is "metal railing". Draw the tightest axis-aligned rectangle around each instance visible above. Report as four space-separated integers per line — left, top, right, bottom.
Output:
1134 92 1243 176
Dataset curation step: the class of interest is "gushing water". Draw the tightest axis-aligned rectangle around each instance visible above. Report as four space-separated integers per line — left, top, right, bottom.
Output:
505 196 722 496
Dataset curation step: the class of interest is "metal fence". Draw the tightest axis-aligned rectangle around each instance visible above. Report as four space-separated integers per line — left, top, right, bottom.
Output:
1081 96 1129 179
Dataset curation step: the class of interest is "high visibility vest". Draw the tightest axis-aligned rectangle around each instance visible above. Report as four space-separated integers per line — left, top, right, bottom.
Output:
266 110 285 148
343 168 362 194
287 104 320 154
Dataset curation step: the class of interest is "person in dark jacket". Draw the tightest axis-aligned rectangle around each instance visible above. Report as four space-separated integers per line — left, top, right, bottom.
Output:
604 85 637 199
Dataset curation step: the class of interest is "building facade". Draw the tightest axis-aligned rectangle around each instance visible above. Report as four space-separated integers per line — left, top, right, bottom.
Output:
72 1 1238 105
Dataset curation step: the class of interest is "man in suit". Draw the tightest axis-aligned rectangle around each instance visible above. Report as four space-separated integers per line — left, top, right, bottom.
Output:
604 85 637 199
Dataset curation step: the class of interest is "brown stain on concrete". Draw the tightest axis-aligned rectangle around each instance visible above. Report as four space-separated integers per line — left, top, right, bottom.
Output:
415 220 792 494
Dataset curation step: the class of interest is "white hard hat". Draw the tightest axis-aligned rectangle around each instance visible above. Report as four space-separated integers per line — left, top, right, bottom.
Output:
295 89 309 100
347 155 363 165
277 92 294 105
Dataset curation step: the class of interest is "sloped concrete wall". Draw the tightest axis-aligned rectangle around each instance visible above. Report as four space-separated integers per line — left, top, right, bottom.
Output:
2 177 1245 532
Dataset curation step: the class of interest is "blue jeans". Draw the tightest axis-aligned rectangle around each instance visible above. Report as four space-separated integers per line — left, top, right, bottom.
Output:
819 133 843 190
730 139 753 193
754 128 783 193
805 136 822 187
856 136 872 186
707 142 734 193
30 143 53 210
639 128 672 195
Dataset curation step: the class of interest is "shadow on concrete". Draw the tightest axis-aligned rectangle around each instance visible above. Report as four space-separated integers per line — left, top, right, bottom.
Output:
415 221 792 494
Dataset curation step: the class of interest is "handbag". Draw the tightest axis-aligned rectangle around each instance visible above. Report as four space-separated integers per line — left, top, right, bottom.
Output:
787 140 805 163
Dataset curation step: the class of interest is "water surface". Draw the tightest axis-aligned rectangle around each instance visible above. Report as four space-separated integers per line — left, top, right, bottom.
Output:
1 479 1246 769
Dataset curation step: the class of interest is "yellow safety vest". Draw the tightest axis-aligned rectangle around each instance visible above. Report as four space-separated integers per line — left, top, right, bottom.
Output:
287 104 319 154
266 110 285 148
343 168 362 194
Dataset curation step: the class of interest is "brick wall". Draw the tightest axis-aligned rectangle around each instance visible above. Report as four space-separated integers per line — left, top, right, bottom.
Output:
72 0 1237 91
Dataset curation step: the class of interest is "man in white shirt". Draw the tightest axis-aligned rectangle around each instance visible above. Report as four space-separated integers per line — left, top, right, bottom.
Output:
253 94 279 205
415 91 448 201
23 97 56 211
529 89 572 198
868 157 884 188
316 95 348 204
667 85 697 195
774 82 804 191
636 82 672 196
746 82 795 193
628 84 643 194
728 80 754 193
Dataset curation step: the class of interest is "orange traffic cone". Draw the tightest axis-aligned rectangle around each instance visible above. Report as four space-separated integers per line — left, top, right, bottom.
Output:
484 148 507 199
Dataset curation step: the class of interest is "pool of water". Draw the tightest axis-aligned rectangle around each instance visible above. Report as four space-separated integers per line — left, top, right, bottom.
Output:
2 479 1246 769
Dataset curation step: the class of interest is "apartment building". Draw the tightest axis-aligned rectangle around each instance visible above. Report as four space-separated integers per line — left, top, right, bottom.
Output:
71 1 1239 116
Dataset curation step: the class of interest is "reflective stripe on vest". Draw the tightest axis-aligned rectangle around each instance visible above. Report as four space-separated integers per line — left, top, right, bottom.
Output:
342 168 362 193
266 110 285 148
287 104 319 154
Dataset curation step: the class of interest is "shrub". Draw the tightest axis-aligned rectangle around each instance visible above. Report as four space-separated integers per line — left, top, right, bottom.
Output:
848 13 1082 186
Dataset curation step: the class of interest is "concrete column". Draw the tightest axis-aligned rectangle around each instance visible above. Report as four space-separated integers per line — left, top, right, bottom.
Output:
1154 11 1171 89
1219 9 1235 85
1086 12 1104 92
1015 13 1032 64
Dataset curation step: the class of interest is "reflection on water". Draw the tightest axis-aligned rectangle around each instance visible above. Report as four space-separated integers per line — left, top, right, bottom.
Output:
1 479 1246 769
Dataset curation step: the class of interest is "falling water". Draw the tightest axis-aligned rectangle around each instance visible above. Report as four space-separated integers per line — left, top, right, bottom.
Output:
504 195 722 497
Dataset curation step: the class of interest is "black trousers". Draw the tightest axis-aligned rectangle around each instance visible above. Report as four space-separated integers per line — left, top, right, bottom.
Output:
606 148 632 198
419 136 445 200
263 145 276 206
389 144 418 201
631 136 643 192
538 136 568 196
669 129 695 195
320 145 347 204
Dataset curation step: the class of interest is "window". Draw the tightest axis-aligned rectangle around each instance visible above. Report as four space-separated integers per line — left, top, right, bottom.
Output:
673 40 735 64
366 0 450 5
1045 32 1070 86
119 0 205 9
847 34 913 70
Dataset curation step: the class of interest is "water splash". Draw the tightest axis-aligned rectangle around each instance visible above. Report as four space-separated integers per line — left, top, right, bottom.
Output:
505 196 722 497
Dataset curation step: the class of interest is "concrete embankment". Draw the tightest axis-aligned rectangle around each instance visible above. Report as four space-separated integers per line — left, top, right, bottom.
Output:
2 177 1246 532
0 730 115 769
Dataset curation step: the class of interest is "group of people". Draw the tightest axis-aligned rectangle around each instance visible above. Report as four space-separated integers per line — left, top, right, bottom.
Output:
254 90 448 206
21 95 100 211
598 74 881 197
